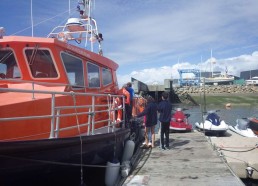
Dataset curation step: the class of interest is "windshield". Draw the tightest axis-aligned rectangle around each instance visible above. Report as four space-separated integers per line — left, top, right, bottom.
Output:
0 49 21 79
25 48 58 78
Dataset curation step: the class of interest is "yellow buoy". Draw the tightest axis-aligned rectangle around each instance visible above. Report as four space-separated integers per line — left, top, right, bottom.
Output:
225 103 231 109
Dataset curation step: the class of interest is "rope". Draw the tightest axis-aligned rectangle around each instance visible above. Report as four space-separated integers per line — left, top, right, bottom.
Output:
114 131 117 159
71 91 84 185
0 131 50 142
0 154 125 168
11 7 77 36
217 144 257 152
216 151 247 185
221 152 258 173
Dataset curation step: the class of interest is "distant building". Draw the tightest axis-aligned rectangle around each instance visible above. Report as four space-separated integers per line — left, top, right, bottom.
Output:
240 69 258 80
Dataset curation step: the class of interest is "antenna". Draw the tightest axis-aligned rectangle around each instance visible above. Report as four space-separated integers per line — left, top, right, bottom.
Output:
210 49 213 78
200 55 202 77
31 0 34 37
69 0 71 17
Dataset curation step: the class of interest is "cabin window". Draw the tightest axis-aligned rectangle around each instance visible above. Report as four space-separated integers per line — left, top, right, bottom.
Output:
102 68 112 86
87 63 100 88
0 49 21 79
61 52 84 87
25 49 58 78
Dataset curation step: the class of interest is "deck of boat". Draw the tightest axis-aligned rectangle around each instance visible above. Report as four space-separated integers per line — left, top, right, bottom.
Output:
122 131 244 186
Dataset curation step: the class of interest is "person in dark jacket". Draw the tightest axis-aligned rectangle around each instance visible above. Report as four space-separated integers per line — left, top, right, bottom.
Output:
158 92 172 150
137 96 157 148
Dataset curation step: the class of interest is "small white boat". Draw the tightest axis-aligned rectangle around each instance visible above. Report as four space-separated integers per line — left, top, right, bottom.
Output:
195 110 229 136
245 76 258 86
229 118 257 137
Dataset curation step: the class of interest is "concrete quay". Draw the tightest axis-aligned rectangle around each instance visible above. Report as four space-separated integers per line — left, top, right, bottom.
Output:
209 130 258 180
123 131 244 186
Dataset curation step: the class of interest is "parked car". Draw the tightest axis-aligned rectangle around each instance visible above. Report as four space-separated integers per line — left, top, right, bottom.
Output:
245 76 258 85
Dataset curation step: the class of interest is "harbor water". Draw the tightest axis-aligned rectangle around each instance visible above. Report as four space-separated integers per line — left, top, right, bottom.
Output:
174 104 258 128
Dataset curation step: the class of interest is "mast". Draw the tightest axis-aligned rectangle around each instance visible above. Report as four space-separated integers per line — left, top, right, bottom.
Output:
210 49 213 78
48 0 103 55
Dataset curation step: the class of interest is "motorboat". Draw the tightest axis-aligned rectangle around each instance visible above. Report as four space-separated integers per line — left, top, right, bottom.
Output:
201 51 234 85
229 118 257 137
170 108 192 132
245 76 258 86
195 110 229 136
202 74 234 85
0 1 141 185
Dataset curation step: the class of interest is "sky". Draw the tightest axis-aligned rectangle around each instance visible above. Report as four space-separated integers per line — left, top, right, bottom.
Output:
1 0 258 87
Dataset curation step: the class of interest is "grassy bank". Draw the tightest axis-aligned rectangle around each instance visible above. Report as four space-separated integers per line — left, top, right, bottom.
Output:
189 93 258 107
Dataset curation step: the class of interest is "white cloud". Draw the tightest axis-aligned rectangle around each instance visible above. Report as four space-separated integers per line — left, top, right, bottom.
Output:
117 51 258 87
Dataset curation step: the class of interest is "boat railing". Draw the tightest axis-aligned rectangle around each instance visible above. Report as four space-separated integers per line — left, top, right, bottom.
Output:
0 86 125 140
47 18 101 53
1 78 70 86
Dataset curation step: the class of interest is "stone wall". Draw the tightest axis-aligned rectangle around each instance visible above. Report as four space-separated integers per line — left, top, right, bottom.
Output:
174 85 258 95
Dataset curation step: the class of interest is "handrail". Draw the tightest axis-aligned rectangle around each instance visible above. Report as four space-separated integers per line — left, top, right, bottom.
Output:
0 87 125 140
0 78 70 86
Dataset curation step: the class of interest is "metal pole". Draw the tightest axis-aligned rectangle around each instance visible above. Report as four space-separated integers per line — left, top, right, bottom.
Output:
49 94 56 138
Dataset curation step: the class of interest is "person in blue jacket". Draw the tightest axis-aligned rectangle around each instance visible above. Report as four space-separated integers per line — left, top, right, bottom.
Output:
137 95 157 148
158 92 172 150
126 82 135 118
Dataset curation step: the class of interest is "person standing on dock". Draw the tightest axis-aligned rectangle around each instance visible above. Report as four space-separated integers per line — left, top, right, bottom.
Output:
136 96 157 148
126 82 135 118
158 91 172 150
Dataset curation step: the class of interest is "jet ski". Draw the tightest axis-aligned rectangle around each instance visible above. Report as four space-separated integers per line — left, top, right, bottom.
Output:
170 108 192 132
195 110 229 136
229 118 257 137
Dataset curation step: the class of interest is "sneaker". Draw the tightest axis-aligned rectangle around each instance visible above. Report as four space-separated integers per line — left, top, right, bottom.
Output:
140 144 147 148
165 146 170 150
142 142 146 145
148 142 152 147
161 147 166 150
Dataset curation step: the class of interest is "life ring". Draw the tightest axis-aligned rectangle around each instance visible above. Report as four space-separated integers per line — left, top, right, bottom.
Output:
111 97 122 127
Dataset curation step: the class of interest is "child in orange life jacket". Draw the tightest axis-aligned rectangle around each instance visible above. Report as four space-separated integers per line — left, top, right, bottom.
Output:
118 84 131 127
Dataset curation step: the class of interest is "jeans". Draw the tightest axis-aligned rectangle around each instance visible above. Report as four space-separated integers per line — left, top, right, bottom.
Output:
160 122 170 147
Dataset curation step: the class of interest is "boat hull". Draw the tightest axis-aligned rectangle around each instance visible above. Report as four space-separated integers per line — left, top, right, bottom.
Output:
170 121 192 132
0 128 131 185
229 126 257 138
229 118 257 137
